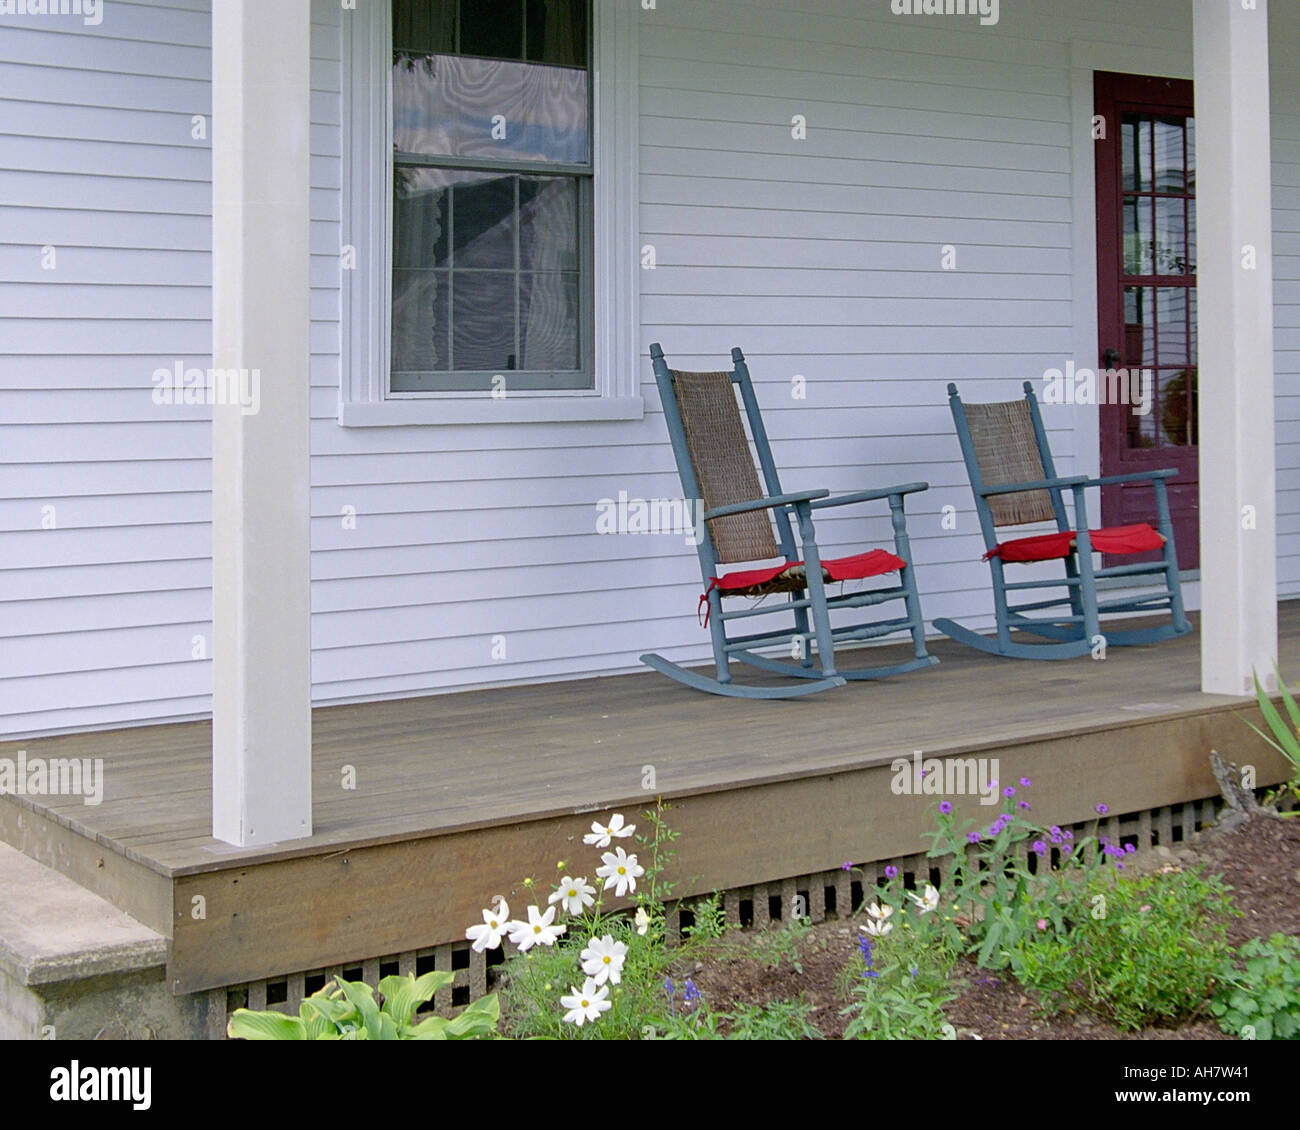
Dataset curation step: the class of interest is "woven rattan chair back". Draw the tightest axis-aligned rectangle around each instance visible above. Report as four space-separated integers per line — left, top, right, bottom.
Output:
960 398 1056 527
668 367 780 563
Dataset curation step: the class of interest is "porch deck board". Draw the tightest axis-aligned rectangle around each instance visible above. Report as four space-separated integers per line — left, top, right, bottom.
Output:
5 604 1299 879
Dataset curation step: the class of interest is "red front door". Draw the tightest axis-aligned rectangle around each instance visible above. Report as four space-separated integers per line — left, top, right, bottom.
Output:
1094 71 1198 569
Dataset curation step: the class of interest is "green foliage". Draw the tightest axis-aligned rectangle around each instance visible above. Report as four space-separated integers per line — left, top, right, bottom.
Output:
1242 664 1300 812
721 999 823 1040
1210 933 1300 1040
839 930 956 1040
683 892 728 941
1007 867 1238 1031
226 972 499 1040
749 915 814 975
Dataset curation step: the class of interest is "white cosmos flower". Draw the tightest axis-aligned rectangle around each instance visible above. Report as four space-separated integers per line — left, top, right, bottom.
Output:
560 978 612 1027
507 904 567 952
580 934 629 986
465 897 509 952
582 813 637 848
634 906 650 936
907 884 940 914
547 876 596 916
866 902 894 922
596 846 644 897
860 917 893 937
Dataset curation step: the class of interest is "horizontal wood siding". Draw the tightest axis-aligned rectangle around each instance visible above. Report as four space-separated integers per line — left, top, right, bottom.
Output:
1 0 1297 737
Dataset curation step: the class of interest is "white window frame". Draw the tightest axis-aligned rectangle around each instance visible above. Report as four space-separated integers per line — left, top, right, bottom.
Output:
340 0 641 425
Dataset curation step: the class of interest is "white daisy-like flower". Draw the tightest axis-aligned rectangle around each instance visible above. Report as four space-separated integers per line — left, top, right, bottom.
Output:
560 978 611 1027
907 884 940 914
547 875 596 916
507 904 567 952
580 934 629 986
582 813 637 848
860 917 893 937
596 846 644 897
465 897 509 953
634 906 651 936
866 901 894 922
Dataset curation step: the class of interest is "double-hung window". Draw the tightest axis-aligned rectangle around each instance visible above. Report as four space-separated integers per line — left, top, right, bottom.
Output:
341 0 639 424
391 0 592 392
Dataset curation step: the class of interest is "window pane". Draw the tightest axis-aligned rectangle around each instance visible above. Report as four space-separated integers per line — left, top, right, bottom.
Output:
1156 287 1189 364
526 0 587 65
460 0 523 60
453 174 516 270
393 0 455 55
393 169 449 269
1122 115 1151 193
1159 368 1196 446
452 271 517 370
1123 286 1154 366
520 176 578 270
393 54 588 164
520 272 580 369
392 269 450 373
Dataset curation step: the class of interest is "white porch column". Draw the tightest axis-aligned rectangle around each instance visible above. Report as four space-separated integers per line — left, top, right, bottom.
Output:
211 1 313 845
1193 0 1279 696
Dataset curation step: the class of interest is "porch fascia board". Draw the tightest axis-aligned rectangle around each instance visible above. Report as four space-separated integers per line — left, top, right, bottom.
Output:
1193 0 1280 695
210 1 314 846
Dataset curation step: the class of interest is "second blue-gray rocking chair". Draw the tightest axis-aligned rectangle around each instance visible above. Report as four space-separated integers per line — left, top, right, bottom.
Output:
640 344 937 698
934 381 1190 659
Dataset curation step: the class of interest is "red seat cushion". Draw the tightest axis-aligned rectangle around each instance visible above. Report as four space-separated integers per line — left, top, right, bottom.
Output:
712 548 905 591
986 523 1165 563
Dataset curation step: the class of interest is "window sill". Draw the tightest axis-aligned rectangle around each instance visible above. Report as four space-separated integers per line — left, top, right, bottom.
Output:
339 395 644 426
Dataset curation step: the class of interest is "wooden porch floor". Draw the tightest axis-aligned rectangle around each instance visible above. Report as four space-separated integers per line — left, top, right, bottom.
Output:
3 604 1298 993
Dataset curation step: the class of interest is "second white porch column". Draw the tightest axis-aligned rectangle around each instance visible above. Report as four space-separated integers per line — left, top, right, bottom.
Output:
1194 0 1279 696
211 1 313 845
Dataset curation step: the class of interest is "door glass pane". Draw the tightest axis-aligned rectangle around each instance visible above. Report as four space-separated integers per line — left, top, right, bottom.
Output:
1156 287 1189 364
1186 117 1195 193
1153 117 1185 192
520 272 580 368
1154 197 1187 275
1123 286 1155 367
452 271 517 370
1187 195 1197 275
392 269 450 374
1123 196 1152 275
1122 115 1151 192
1158 368 1196 446
393 54 588 164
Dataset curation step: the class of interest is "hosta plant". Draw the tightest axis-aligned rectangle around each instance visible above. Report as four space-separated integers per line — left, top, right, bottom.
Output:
227 971 499 1040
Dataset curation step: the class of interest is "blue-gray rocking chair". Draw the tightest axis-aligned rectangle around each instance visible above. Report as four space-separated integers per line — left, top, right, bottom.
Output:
640 343 937 698
933 381 1190 659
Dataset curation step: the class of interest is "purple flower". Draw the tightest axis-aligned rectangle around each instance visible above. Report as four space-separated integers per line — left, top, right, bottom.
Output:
1115 861 1125 871
1124 843 1136 854
683 979 701 1008
1032 840 1047 854
1019 777 1032 787
884 865 899 880
939 801 953 815
1063 830 1073 841
1017 800 1031 810
1096 803 1109 815
841 860 853 871
1003 786 1016 798
664 976 675 999
967 832 981 844
858 935 881 979
1049 825 1061 836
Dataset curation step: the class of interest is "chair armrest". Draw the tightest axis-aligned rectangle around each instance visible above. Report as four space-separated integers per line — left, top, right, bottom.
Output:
809 482 930 510
704 489 830 520
980 475 1088 497
1083 469 1179 487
